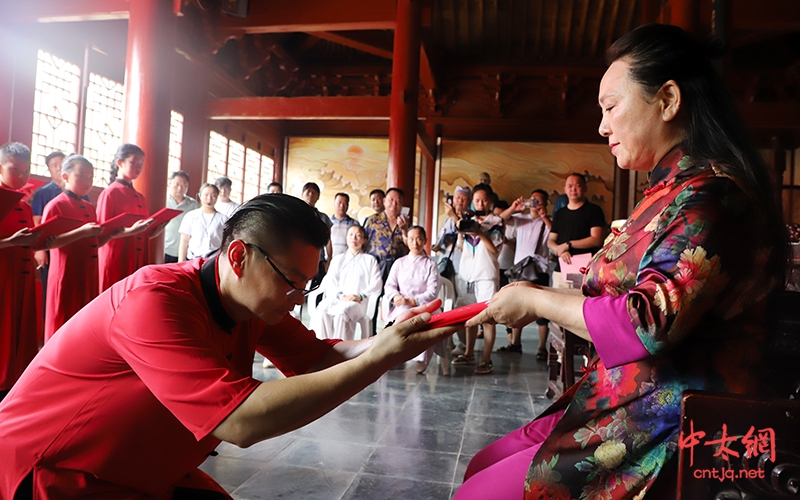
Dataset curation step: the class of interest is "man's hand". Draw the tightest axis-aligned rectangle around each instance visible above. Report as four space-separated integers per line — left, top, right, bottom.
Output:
34 249 48 268
397 214 409 231
368 299 458 367
510 197 525 212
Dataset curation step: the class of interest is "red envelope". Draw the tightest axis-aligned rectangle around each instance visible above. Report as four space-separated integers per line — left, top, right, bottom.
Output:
148 207 183 227
100 213 145 236
31 216 84 243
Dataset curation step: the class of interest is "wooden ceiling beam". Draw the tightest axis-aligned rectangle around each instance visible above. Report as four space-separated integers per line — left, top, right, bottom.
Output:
419 40 439 91
448 64 605 77
305 31 394 59
206 96 391 120
214 0 396 36
1 0 130 22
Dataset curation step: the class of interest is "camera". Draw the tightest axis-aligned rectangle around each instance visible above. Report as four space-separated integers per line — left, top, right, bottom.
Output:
457 218 480 233
522 198 539 208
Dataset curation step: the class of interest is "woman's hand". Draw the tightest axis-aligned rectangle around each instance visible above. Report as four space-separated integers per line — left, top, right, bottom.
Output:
125 218 155 236
392 295 416 307
77 222 104 239
368 299 458 366
342 294 362 303
465 282 540 329
1 227 41 249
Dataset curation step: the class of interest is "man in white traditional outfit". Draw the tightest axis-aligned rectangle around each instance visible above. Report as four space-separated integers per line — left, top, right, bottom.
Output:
312 225 382 340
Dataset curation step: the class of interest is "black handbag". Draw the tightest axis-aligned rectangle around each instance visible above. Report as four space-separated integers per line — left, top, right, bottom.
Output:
506 225 549 282
437 241 456 281
506 254 547 282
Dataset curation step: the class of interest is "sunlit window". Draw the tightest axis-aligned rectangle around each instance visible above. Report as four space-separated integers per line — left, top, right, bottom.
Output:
83 72 124 186
244 148 262 202
167 110 184 174
207 131 229 187
31 50 80 176
260 155 275 193
226 141 245 204
206 132 274 203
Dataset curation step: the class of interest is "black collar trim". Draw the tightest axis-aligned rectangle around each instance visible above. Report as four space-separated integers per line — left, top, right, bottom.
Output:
64 189 81 201
200 254 236 334
114 179 133 189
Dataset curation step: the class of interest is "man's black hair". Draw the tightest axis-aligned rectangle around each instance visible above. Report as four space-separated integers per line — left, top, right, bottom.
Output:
221 193 330 255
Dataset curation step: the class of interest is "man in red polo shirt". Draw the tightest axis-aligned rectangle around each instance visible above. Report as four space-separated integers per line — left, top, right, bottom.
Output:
0 194 455 500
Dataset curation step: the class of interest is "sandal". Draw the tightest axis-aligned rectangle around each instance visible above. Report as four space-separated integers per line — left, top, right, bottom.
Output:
451 354 475 365
536 348 548 361
497 344 522 353
475 360 493 374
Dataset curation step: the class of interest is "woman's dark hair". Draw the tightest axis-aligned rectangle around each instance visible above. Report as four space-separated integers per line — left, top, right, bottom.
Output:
61 154 92 174
221 193 330 255
198 182 220 198
472 183 494 198
407 225 427 241
607 23 787 281
109 144 144 184
347 224 368 252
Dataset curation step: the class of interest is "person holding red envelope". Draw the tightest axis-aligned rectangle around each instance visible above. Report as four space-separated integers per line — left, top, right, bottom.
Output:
0 143 42 401
96 144 158 292
41 155 124 342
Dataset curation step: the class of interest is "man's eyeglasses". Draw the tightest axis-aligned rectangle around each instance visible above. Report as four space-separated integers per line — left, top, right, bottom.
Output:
244 242 320 299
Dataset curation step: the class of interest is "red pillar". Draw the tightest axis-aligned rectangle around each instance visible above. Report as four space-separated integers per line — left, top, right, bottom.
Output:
388 0 422 212
123 0 176 264
178 61 209 197
422 124 437 253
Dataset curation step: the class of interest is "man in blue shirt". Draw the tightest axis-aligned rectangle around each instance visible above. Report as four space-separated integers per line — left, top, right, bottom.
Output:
32 151 66 313
329 192 359 257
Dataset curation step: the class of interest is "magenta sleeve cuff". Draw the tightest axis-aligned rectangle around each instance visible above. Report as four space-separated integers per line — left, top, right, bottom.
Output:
583 295 650 368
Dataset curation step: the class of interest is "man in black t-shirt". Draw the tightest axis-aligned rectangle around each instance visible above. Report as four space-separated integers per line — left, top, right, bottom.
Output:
548 173 606 274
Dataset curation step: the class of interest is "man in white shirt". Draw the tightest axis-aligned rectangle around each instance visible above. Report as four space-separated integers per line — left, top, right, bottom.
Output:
164 171 199 263
214 176 240 218
497 189 552 358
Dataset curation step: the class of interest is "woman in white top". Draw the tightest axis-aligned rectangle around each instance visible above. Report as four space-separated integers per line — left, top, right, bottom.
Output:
312 225 382 340
178 183 226 261
384 226 444 374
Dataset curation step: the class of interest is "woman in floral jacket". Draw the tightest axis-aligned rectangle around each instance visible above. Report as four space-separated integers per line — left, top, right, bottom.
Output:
455 24 788 500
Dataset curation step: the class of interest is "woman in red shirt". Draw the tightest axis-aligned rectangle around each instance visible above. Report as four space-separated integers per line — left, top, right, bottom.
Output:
96 144 156 291
42 155 122 342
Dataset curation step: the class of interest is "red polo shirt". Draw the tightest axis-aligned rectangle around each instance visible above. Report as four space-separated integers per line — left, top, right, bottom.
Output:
0 256 338 499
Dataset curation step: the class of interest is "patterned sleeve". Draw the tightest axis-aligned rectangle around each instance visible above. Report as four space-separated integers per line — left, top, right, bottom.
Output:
591 177 764 362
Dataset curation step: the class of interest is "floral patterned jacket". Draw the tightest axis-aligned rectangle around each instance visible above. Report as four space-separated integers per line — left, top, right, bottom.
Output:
524 146 781 499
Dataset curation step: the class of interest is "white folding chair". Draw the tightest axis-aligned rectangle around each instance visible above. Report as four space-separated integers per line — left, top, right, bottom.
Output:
438 277 455 312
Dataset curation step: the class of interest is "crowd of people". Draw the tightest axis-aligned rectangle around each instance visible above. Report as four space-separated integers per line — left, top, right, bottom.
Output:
0 22 791 499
